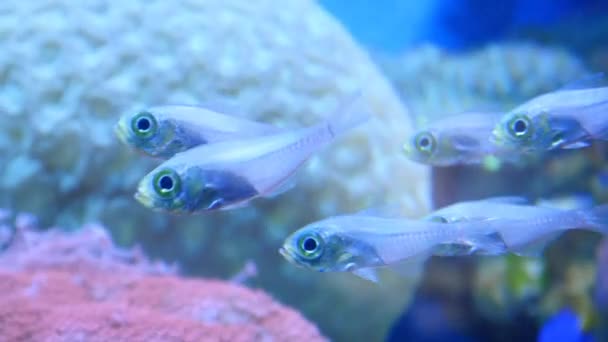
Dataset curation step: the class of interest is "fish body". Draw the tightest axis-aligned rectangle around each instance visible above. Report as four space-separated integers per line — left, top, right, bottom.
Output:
115 104 280 158
135 95 369 213
427 197 608 256
492 86 608 152
403 112 507 166
279 214 499 281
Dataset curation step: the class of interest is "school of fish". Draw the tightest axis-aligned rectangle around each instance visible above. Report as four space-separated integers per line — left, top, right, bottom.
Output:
115 74 608 283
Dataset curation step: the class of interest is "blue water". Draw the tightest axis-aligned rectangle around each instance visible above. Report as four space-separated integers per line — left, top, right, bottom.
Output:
320 0 608 51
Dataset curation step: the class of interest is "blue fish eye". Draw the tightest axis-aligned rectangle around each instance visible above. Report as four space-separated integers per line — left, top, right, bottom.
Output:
136 117 151 131
303 237 318 252
415 132 436 154
513 119 527 134
508 115 531 138
159 175 174 190
131 111 157 138
419 137 430 148
298 233 323 259
152 169 181 198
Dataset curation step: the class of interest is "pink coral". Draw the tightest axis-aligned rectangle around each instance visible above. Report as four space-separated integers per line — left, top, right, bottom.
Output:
0 222 326 341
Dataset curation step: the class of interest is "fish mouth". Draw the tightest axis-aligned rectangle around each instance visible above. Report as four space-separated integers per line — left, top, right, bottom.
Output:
134 188 154 208
279 246 304 268
401 141 412 156
114 119 130 145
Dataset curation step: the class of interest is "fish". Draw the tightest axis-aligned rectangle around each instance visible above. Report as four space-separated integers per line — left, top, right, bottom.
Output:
279 212 505 282
426 196 608 257
134 93 370 213
402 111 510 166
115 104 281 158
492 74 608 152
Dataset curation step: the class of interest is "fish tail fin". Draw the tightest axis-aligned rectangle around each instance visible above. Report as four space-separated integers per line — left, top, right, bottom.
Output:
326 91 372 138
579 204 608 234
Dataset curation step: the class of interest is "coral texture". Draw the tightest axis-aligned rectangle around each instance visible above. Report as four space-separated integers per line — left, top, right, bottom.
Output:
0 0 427 228
0 1 426 340
0 223 326 342
377 43 587 126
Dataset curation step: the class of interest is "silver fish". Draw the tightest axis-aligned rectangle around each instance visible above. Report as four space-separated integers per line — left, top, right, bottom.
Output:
493 74 608 152
115 104 280 158
135 94 370 213
402 111 510 166
279 213 503 282
427 196 608 256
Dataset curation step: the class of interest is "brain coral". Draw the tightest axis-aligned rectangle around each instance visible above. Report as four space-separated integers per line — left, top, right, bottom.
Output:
0 1 425 341
0 224 326 342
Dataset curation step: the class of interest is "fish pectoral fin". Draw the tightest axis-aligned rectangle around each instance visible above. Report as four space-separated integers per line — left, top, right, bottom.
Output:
218 200 251 210
351 267 379 283
560 141 591 149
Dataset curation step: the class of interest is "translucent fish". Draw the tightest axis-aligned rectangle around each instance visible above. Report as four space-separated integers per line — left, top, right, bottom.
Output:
279 213 502 282
115 104 281 158
402 111 513 166
134 93 370 213
492 78 608 152
426 197 608 257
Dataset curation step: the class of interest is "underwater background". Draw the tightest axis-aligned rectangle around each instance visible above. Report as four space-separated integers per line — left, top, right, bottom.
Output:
0 0 607 341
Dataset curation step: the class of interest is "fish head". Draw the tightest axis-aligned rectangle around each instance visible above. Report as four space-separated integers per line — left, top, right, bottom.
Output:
115 109 176 158
280 221 371 273
403 129 481 166
492 110 554 151
402 130 441 165
135 165 253 213
135 165 191 213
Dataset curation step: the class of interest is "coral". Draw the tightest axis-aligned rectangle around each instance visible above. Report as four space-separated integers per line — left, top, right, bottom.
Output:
377 43 587 127
0 1 427 340
0 222 326 341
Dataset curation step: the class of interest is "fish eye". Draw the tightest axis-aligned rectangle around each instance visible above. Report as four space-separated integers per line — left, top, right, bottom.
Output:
152 169 181 198
131 111 157 138
298 232 323 259
414 132 436 154
508 115 531 138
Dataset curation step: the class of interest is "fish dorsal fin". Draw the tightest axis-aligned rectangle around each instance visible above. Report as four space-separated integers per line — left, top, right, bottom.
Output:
480 196 531 205
351 267 379 283
424 215 492 223
558 72 607 91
